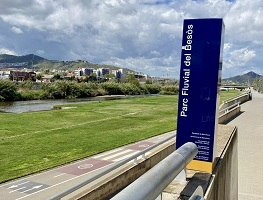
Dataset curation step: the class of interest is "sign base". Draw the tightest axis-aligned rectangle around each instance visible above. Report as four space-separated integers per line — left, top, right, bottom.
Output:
187 160 213 173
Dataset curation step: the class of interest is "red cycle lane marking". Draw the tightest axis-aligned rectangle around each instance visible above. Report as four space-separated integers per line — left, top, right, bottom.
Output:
57 158 113 176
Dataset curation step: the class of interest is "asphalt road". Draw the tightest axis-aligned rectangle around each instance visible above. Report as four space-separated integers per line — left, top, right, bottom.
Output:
228 89 263 200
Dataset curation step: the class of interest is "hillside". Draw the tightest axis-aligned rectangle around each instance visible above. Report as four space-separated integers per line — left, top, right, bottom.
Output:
0 54 45 64
222 71 263 85
33 60 121 71
0 54 123 71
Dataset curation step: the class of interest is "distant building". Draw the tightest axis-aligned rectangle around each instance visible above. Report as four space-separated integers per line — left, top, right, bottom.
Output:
115 70 122 80
0 71 10 80
74 69 83 76
98 68 110 76
119 68 128 79
10 71 36 81
41 75 54 83
93 69 101 78
0 62 28 68
82 68 94 76
111 68 128 80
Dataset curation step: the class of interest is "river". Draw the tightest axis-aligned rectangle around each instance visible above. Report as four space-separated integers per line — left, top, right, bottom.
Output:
0 95 140 113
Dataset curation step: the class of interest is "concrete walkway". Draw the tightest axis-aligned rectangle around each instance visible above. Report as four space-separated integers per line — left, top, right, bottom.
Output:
228 90 263 200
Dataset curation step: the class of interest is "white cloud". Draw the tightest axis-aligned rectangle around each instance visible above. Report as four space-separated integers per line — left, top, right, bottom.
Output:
11 26 23 34
0 0 262 78
224 0 263 43
0 48 17 55
223 47 256 74
36 49 45 55
231 48 256 63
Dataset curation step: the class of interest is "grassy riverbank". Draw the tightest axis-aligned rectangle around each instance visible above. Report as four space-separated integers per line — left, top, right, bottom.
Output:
0 90 241 183
0 95 177 182
220 89 242 103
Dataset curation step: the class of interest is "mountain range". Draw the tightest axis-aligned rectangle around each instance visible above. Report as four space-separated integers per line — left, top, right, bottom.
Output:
0 54 122 72
0 54 262 83
222 71 262 85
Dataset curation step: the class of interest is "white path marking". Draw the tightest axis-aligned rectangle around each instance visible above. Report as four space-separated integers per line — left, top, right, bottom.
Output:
92 148 124 159
112 152 139 162
8 181 30 189
101 149 134 160
9 187 26 193
53 173 66 178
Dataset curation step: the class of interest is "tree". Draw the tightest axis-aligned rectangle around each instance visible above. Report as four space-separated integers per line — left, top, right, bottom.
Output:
53 74 61 80
146 79 153 84
125 74 140 86
253 77 261 91
103 74 115 79
0 79 18 101
9 73 13 81
36 73 43 81
88 73 97 82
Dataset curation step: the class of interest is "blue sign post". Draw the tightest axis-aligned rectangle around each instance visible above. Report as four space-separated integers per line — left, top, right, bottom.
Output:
176 18 224 172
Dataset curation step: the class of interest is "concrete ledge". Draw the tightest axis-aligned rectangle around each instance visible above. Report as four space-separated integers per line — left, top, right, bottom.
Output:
218 105 241 124
218 93 250 124
220 93 249 110
205 126 238 200
162 125 238 200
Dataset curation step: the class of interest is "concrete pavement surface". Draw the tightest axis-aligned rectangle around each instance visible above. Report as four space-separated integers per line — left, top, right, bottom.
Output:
228 89 263 200
0 131 175 200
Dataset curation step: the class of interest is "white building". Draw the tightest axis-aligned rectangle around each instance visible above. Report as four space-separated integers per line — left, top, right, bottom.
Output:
0 71 10 80
74 69 83 76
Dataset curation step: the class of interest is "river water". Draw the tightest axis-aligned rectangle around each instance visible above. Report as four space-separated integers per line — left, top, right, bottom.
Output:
0 95 138 113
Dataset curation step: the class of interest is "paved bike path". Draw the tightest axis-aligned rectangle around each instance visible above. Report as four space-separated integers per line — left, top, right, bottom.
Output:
228 90 263 200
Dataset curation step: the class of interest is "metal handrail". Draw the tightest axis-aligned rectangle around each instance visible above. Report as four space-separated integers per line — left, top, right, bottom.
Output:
49 133 176 200
219 101 240 115
222 91 249 104
111 142 198 200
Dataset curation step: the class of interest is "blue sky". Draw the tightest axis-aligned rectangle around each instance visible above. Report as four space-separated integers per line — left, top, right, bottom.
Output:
0 0 262 78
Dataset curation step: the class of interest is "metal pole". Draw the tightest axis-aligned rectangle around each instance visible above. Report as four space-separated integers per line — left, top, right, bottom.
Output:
111 142 198 200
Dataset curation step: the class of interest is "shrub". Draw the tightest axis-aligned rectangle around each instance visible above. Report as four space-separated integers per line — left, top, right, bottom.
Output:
77 83 93 98
0 79 18 101
145 84 161 94
160 85 179 95
18 81 34 90
92 88 107 96
99 82 123 95
119 83 143 95
139 84 150 95
46 80 82 99
18 90 49 100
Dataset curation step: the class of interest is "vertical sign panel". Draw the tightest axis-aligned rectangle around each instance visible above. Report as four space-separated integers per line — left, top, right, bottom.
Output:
176 18 224 172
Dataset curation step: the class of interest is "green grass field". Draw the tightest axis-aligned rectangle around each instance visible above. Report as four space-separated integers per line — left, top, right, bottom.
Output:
220 89 242 103
0 90 241 183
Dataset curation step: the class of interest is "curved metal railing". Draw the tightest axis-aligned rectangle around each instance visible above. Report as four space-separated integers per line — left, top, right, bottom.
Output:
219 101 240 115
111 142 198 200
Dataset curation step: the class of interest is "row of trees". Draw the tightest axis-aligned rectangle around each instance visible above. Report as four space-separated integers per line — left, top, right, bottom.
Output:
0 79 179 101
253 78 263 93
